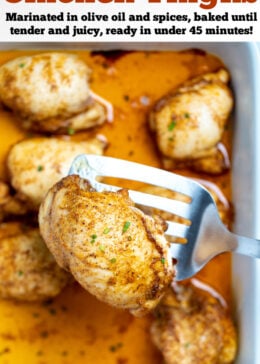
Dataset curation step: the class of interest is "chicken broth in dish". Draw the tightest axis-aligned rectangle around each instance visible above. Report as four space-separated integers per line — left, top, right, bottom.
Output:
0 49 234 363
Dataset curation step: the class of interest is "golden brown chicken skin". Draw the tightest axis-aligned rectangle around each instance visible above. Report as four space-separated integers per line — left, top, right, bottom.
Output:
7 136 107 209
151 282 237 364
39 175 174 317
0 52 109 133
149 69 233 174
0 222 71 302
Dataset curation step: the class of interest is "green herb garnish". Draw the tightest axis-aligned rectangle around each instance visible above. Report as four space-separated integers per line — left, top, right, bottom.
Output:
37 165 44 172
110 258 117 263
99 245 105 252
122 221 131 233
161 258 165 264
184 112 190 118
67 127 75 135
168 120 176 131
103 227 111 234
90 234 97 244
109 342 123 352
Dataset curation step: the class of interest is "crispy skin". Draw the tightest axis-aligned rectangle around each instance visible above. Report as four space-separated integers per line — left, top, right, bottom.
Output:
149 69 233 174
0 53 107 133
39 175 174 317
151 283 237 364
0 222 71 301
7 136 106 208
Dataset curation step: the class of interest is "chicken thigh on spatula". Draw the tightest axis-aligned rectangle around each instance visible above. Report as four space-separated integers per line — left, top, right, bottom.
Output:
39 175 174 317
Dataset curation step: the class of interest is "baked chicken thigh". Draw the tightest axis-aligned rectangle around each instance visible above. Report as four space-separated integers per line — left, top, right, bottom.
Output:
0 52 109 133
0 222 70 301
7 136 106 208
151 281 237 364
39 175 174 317
149 69 233 174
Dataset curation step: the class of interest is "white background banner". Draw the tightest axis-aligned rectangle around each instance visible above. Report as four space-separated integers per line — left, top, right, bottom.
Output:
0 0 260 42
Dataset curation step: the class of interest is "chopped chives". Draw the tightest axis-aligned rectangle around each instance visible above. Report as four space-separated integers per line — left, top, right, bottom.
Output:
122 221 131 233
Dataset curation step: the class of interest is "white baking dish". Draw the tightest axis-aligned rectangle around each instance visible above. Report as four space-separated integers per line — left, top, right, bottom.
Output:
123 42 260 364
0 42 259 363
175 42 260 364
193 42 260 364
168 43 260 364
141 43 260 364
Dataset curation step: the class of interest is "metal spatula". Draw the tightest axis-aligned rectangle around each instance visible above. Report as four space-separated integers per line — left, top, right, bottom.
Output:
69 154 260 281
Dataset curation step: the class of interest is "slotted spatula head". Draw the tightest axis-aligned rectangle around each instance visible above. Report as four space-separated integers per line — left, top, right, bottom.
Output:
69 154 259 280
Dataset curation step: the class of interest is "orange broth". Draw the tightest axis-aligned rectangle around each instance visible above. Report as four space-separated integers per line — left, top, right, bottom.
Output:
0 49 232 364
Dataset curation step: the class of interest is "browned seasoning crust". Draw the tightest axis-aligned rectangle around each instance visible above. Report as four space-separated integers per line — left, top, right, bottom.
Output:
39 175 174 317
151 282 237 364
